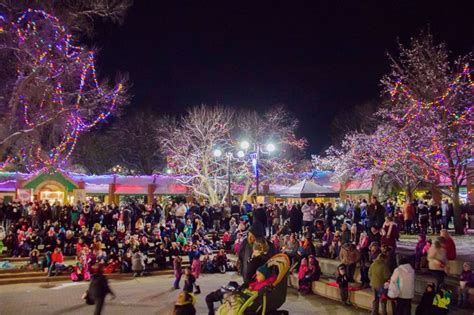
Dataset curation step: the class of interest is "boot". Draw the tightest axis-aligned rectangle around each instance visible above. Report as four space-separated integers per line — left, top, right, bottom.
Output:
194 285 201 294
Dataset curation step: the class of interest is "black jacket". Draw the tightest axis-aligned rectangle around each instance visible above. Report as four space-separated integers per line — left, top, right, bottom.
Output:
89 273 113 299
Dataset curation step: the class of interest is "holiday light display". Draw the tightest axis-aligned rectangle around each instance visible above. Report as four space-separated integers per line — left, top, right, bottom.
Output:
2 9 124 172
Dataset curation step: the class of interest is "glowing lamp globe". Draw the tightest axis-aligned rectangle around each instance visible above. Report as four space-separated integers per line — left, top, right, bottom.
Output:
266 143 276 152
213 149 222 157
240 141 250 150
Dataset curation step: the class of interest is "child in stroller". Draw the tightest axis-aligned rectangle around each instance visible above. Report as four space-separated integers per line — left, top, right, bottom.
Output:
216 253 292 315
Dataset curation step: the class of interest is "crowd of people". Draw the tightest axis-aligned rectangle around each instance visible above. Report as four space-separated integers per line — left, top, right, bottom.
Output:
0 195 473 315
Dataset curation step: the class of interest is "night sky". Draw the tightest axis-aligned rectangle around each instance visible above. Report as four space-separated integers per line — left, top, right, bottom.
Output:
95 1 473 154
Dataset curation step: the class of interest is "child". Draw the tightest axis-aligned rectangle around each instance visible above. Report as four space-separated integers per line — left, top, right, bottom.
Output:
458 262 474 308
420 239 432 269
297 258 309 293
416 283 435 315
173 255 183 289
432 284 452 315
248 264 277 291
336 264 351 306
191 255 201 294
183 267 196 293
173 291 196 315
329 231 341 259
298 255 321 294
25 248 40 270
415 234 427 270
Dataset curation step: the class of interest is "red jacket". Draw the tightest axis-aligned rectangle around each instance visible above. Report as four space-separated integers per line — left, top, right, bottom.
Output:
444 238 456 260
51 252 64 264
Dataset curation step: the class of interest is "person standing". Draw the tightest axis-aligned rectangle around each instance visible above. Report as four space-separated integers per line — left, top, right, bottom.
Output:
388 258 415 315
336 264 351 306
302 201 314 233
441 200 449 229
427 239 448 291
369 253 391 315
88 265 116 315
403 202 415 235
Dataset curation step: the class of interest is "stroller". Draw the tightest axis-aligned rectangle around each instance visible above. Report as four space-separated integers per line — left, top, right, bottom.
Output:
217 253 293 315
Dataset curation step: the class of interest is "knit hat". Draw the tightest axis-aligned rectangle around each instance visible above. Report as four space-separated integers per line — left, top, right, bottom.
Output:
463 262 472 270
175 291 195 306
256 265 271 279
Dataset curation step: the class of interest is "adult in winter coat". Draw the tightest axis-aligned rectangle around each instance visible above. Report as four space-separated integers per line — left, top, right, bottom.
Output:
403 203 415 234
388 258 415 315
289 205 303 234
88 265 116 315
440 229 456 261
301 201 314 232
339 243 360 282
252 205 267 230
369 253 391 315
427 239 448 291
368 197 385 229
380 217 399 250
237 222 274 283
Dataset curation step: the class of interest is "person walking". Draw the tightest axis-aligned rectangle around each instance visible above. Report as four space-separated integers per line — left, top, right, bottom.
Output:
388 258 415 315
369 253 391 315
88 264 116 315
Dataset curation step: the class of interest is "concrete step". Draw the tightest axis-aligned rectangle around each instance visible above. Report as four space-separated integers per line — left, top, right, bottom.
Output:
0 271 47 279
0 269 174 286
288 273 394 314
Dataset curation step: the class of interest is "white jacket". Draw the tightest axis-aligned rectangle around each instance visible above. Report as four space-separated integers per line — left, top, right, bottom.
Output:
388 263 415 299
302 204 313 222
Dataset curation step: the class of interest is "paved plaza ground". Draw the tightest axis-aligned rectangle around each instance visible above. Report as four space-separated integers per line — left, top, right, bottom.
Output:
0 272 369 315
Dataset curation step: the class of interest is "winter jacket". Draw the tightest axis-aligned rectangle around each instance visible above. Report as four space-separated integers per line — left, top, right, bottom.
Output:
460 270 474 287
51 252 64 264
368 255 391 289
403 204 415 221
191 258 201 279
89 273 113 299
388 263 415 299
432 291 452 310
301 204 313 222
131 252 145 272
339 244 360 265
443 238 456 260
427 246 447 271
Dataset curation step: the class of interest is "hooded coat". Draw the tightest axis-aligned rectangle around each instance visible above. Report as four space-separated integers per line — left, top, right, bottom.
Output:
388 263 415 299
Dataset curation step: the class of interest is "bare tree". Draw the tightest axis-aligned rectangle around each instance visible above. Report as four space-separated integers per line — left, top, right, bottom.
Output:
157 105 307 203
157 105 234 204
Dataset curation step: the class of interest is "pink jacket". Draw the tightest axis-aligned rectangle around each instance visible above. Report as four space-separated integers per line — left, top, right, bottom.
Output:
191 258 201 279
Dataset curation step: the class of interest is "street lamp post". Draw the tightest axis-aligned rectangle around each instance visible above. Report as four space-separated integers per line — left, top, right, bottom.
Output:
213 149 244 209
240 141 275 201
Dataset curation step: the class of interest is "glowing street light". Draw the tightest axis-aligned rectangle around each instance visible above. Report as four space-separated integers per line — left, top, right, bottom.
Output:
240 140 250 150
165 168 173 175
237 150 245 158
266 143 276 152
213 149 222 157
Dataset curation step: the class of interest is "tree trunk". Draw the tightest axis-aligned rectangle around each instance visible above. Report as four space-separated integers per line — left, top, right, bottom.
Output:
452 186 464 235
404 186 413 204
